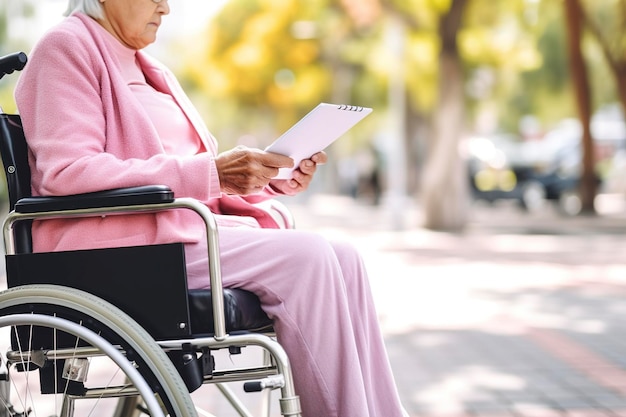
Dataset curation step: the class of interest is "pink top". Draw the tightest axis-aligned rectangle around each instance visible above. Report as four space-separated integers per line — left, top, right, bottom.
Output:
15 13 281 253
97 24 205 157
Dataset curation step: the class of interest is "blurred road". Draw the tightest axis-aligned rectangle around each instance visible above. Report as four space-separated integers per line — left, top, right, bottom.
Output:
286 193 626 417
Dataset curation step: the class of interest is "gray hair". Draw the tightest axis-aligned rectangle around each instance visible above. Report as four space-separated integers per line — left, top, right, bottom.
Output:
64 0 104 20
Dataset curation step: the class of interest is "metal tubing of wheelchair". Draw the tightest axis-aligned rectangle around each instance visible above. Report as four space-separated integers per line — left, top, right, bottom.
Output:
60 393 75 417
2 197 229 341
215 383 255 417
269 200 296 229
159 333 301 416
6 346 107 363
70 386 143 399
207 366 278 383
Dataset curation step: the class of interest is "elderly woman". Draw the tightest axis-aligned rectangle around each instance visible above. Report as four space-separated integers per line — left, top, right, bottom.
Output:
14 0 407 416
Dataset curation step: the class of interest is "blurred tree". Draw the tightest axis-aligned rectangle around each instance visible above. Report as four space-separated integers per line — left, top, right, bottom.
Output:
419 0 470 230
178 0 622 228
0 4 7 49
0 0 36 113
555 0 626 214
580 0 626 112
179 0 356 150
463 0 547 129
564 0 596 214
382 0 540 230
508 0 574 128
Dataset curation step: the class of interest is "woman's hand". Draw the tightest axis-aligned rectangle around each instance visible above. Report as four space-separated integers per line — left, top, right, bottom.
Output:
215 146 294 195
270 152 327 195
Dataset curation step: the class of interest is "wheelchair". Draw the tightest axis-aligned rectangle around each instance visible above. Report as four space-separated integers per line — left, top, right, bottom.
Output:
0 52 302 417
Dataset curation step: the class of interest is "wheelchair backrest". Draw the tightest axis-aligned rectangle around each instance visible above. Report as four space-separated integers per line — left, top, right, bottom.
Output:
0 113 31 210
0 53 197 341
0 119 195 338
0 52 31 210
0 53 33 253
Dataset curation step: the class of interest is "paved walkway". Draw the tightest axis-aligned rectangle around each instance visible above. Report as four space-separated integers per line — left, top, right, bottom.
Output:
287 194 626 417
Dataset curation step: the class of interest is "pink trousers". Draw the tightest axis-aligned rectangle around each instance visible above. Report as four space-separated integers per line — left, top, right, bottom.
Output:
185 226 406 417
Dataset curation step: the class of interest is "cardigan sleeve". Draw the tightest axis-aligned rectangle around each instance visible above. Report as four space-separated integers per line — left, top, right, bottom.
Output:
15 17 220 201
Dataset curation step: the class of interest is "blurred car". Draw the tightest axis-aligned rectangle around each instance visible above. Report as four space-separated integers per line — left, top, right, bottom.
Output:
466 134 578 213
466 112 625 214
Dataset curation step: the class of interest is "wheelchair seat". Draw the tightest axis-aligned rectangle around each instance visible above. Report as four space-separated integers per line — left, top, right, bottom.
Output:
5 243 273 340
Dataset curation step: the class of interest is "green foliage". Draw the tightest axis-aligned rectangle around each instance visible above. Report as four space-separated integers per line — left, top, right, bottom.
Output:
459 0 622 134
175 0 624 152
582 0 626 58
578 0 625 109
493 0 573 130
179 0 385 149
388 0 441 27
404 31 439 111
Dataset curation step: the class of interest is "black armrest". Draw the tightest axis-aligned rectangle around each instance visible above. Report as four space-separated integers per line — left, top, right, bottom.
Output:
14 185 174 213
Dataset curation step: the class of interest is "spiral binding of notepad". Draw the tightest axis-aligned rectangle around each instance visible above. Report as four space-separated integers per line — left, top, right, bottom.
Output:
265 102 373 179
338 104 365 112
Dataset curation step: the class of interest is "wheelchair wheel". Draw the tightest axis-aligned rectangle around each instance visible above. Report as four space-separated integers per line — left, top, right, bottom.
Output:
0 285 197 417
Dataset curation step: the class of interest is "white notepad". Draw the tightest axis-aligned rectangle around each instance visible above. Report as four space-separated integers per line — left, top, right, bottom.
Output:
265 103 373 179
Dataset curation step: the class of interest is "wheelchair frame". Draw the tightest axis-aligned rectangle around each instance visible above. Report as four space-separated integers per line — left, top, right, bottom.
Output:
0 51 302 417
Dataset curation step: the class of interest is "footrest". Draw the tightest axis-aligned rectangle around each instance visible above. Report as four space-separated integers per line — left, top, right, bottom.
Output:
243 376 285 392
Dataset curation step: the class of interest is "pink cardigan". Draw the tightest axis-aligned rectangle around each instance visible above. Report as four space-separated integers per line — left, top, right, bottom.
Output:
15 13 279 253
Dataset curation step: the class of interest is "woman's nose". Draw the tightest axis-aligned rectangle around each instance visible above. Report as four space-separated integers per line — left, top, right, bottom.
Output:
157 0 170 15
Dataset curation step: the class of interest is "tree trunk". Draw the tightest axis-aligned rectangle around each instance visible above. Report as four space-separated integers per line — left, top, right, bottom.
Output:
421 0 469 230
564 0 596 214
563 0 597 214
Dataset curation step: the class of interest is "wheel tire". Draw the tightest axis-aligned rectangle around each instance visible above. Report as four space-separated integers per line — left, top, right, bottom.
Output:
0 285 197 417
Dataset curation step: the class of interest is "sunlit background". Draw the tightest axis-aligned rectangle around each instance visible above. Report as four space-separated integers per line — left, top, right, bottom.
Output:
1 1 626 416
1 0 624 226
